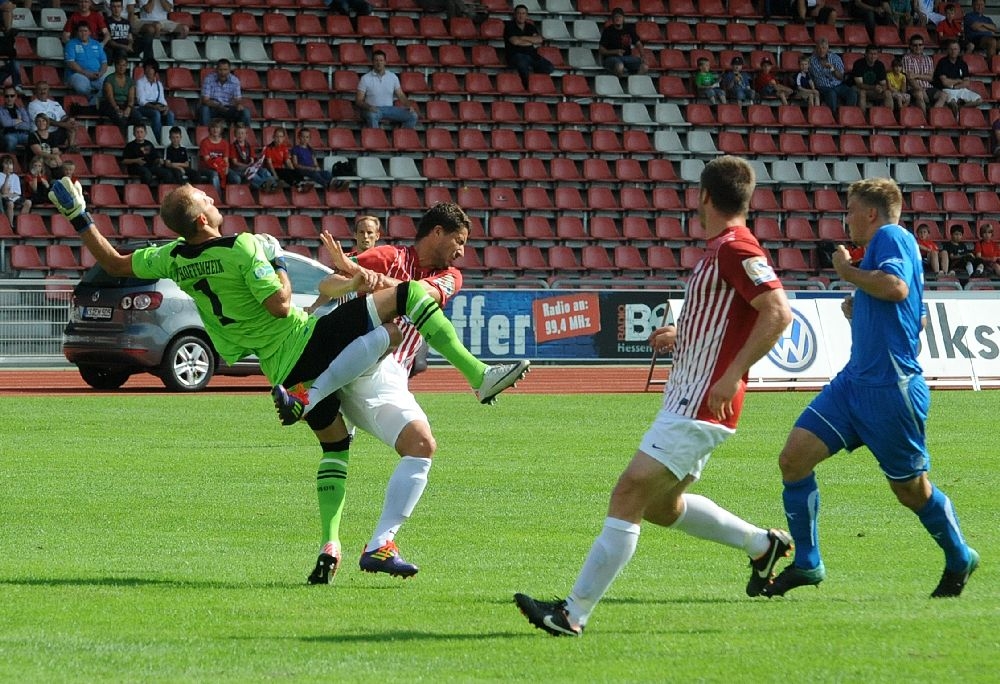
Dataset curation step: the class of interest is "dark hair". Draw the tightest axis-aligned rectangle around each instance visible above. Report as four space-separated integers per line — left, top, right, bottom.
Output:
416 202 470 239
700 156 754 218
216 58 231 67
169 126 182 135
143 58 159 70
372 49 386 60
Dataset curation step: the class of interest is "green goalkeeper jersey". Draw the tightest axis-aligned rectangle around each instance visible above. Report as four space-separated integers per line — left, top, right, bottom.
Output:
131 233 316 384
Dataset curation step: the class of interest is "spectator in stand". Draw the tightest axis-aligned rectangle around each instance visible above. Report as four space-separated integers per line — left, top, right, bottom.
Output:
992 117 1000 156
0 153 25 224
0 26 25 96
963 0 999 58
163 125 208 185
914 223 942 275
975 224 1000 277
694 57 726 104
23 156 50 209
809 38 858 113
753 57 793 105
888 0 914 27
355 50 419 130
326 0 372 17
61 0 109 44
902 34 947 114
60 159 79 188
850 0 896 40
933 39 983 113
936 4 968 49
27 81 80 153
64 23 108 105
0 2 12 34
598 8 648 78
199 58 251 127
134 58 173 142
105 0 152 63
122 122 172 187
262 127 306 190
28 114 64 178
886 57 911 110
229 120 278 191
721 55 754 105
136 0 189 40
98 56 143 129
794 56 821 106
503 4 553 89
0 86 31 153
913 0 945 28
940 224 977 277
197 119 232 194
416 0 487 23
851 45 891 111
795 0 838 24
291 128 346 190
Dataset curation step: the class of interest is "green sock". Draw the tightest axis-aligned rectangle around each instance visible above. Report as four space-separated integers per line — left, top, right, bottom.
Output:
316 441 350 551
405 283 487 387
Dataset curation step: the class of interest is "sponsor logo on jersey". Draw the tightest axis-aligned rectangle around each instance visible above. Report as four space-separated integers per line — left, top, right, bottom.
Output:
767 307 817 372
741 256 777 285
436 273 457 299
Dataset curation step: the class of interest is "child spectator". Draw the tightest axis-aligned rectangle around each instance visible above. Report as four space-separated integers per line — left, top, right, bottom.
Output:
105 0 152 63
694 57 726 104
936 3 968 48
721 56 754 105
23 156 50 208
163 126 207 185
0 153 25 224
198 119 232 194
229 121 277 191
753 57 793 105
914 223 942 274
794 56 820 106
122 122 172 187
886 57 911 109
263 127 304 190
974 224 1000 276
291 128 346 190
940 224 977 276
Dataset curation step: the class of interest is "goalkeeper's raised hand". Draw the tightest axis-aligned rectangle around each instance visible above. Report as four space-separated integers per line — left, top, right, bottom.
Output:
48 177 93 233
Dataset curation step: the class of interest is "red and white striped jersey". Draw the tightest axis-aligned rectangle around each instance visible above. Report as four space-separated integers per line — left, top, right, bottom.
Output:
662 226 783 429
357 245 462 372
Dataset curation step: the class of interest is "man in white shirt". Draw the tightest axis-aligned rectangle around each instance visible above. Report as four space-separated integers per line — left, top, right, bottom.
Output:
355 50 418 129
136 0 189 39
134 58 175 142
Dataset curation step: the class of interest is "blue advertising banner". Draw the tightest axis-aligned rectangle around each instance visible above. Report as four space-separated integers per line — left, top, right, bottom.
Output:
441 290 680 361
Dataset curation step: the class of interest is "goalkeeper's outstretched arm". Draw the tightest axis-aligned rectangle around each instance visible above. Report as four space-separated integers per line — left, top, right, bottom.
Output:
49 177 134 277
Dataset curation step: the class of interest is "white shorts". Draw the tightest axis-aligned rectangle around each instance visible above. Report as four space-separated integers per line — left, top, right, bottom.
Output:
638 410 735 481
337 356 427 449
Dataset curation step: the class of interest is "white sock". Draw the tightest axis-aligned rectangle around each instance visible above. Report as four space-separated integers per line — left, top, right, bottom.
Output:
670 493 769 557
303 326 390 415
365 456 431 552
565 517 640 627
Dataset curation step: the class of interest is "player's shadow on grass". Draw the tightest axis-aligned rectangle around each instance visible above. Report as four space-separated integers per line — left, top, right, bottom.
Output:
299 632 527 644
0 577 311 590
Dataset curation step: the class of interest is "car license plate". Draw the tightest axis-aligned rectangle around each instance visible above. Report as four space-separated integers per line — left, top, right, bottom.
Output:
82 306 113 320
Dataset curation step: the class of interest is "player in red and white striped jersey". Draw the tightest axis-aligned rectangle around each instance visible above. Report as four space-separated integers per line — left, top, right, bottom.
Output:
515 156 795 636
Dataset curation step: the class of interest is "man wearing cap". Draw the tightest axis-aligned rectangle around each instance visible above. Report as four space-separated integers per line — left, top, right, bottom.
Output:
809 37 858 113
599 8 648 77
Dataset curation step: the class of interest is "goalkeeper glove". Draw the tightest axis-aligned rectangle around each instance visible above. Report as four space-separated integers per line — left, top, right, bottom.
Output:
254 233 287 272
48 177 94 234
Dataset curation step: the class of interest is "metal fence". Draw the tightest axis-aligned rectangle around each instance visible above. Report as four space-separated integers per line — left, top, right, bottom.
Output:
0 279 75 362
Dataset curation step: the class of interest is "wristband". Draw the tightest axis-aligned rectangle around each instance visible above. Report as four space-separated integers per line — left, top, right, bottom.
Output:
272 256 287 272
72 211 94 234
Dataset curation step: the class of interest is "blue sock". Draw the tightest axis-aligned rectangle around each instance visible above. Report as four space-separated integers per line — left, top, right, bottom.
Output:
783 473 822 570
916 485 970 572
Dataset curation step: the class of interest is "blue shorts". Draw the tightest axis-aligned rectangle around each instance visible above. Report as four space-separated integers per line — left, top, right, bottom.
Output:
795 372 930 480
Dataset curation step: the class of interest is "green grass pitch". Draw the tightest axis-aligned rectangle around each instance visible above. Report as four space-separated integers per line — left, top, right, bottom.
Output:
1 390 995 682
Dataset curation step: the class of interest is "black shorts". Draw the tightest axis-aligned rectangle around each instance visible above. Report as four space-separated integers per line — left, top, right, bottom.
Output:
283 296 373 430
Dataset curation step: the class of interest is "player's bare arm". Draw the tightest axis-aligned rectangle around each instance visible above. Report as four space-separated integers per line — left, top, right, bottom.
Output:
708 288 792 421
262 270 292 318
832 245 908 302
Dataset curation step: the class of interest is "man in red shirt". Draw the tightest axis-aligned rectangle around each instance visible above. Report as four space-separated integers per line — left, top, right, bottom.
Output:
515 156 794 636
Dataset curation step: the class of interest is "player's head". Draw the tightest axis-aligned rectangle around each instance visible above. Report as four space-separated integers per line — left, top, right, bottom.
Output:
699 155 754 220
353 215 381 252
846 178 902 245
161 185 223 239
416 202 471 268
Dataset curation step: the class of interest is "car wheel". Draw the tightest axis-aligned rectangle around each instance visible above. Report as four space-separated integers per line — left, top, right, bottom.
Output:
78 365 130 390
160 335 215 392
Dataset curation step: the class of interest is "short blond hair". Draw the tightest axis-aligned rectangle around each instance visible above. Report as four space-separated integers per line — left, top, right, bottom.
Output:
847 178 903 224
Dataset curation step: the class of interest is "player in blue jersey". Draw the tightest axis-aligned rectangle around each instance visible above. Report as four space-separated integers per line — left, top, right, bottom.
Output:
763 177 978 599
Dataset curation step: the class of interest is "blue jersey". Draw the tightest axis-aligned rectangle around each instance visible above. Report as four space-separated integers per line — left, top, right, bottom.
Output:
844 224 924 385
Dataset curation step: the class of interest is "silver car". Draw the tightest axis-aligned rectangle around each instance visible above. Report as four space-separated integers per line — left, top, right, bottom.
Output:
63 247 332 391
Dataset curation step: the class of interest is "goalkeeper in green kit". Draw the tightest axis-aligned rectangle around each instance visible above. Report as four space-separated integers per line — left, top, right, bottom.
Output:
50 179 529 575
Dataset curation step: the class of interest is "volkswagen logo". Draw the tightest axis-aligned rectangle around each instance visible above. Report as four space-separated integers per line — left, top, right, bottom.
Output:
768 308 817 372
